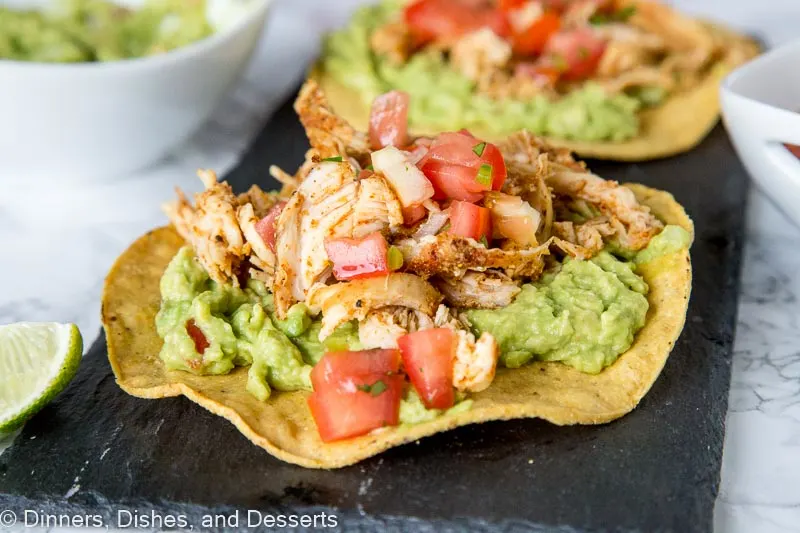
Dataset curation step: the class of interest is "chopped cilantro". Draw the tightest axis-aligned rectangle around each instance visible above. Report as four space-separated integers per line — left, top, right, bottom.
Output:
357 379 388 396
589 13 608 25
472 142 486 157
479 235 489 247
366 164 374 170
322 156 343 162
475 163 493 187
616 5 636 20
370 380 387 396
590 5 636 24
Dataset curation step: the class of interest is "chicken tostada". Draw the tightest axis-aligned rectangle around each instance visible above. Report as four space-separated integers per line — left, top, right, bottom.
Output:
103 80 692 468
314 0 758 161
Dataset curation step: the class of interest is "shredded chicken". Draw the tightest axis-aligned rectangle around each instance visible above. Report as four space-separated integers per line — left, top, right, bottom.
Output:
595 25 667 79
397 232 551 279
370 20 410 65
547 164 662 250
358 307 435 349
163 170 247 285
623 0 715 67
453 330 499 393
307 273 443 339
434 270 521 309
294 80 370 162
450 28 512 83
272 161 403 318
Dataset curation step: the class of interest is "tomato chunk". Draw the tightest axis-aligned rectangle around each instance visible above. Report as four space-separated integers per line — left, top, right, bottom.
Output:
449 201 492 243
511 11 561 56
324 232 390 281
786 144 800 158
369 91 410 150
308 373 404 442
418 132 507 201
311 349 402 393
255 201 287 252
185 319 209 355
398 329 456 410
542 27 607 81
404 0 510 45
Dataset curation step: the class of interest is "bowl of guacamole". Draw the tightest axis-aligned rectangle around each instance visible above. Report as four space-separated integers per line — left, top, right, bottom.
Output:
0 0 272 179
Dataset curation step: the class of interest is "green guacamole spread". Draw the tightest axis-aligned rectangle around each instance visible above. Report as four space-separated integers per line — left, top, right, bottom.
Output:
155 225 689 418
464 225 689 373
0 0 213 63
322 0 646 142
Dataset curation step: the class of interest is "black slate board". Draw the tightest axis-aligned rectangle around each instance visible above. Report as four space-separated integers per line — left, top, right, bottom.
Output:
0 93 748 533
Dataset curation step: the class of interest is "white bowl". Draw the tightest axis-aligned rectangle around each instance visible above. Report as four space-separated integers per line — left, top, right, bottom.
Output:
0 0 271 180
721 40 800 228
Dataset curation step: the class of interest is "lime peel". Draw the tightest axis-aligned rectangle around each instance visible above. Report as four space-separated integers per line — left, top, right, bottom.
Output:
0 322 83 433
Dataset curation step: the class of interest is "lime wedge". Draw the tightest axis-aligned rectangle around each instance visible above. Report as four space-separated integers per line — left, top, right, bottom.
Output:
0 322 83 433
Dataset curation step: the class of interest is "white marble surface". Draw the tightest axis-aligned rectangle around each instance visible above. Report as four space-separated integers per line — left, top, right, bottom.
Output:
1 0 799 531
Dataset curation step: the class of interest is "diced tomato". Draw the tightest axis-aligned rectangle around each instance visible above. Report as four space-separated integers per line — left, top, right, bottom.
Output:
324 232 390 281
311 349 402 392
449 201 492 242
358 168 374 180
308 373 405 442
404 0 510 46
255 201 286 252
787 144 800 158
420 160 485 202
403 203 428 225
185 319 209 355
511 11 561 56
369 91 410 150
498 0 526 9
398 329 456 410
542 27 607 81
418 132 507 201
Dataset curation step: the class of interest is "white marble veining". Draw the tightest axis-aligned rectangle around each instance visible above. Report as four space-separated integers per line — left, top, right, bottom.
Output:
1 1 800 532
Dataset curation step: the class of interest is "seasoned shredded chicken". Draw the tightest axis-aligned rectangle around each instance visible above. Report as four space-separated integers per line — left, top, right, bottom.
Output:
272 161 403 318
370 20 410 65
451 28 512 83
396 233 551 279
548 164 662 250
453 330 499 393
294 80 370 162
163 170 247 285
359 307 435 349
307 273 443 339
434 270 521 309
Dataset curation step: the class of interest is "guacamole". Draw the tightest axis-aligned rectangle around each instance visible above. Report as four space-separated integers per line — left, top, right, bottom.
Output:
0 0 213 63
322 1 643 142
465 225 689 373
157 247 331 401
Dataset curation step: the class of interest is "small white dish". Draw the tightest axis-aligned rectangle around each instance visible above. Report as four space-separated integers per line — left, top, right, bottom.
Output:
0 0 272 180
721 40 800 228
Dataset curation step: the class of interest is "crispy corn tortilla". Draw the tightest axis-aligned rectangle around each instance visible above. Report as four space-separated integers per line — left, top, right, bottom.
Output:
103 184 692 469
313 23 758 162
